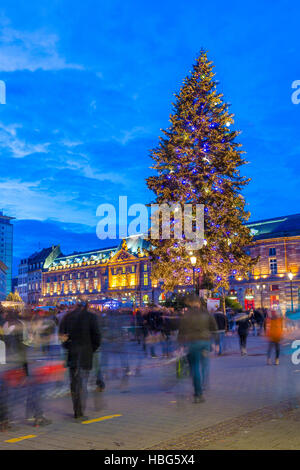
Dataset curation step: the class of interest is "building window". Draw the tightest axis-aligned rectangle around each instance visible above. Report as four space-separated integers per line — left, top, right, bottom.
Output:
122 266 125 274
61 283 64 293
144 273 148 286
269 248 276 256
94 271 98 277
77 273 80 279
77 280 80 291
94 279 98 289
70 274 72 280
144 264 148 272
131 265 135 273
271 285 279 291
269 259 277 274
85 280 89 290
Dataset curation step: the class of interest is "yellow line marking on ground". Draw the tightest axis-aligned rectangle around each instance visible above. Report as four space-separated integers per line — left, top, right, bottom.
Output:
5 435 37 443
82 414 122 424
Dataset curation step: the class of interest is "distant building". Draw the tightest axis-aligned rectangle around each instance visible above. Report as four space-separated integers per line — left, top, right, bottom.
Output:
12 277 18 293
230 214 300 313
18 246 62 304
0 212 14 296
18 258 29 303
42 237 156 307
0 260 7 301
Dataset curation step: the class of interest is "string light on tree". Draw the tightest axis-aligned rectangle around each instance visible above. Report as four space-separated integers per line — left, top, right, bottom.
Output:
146 49 256 299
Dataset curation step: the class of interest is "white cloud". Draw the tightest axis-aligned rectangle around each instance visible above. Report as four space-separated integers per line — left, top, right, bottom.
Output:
113 126 150 145
62 156 129 186
0 179 95 226
0 122 49 158
60 139 83 148
0 25 82 72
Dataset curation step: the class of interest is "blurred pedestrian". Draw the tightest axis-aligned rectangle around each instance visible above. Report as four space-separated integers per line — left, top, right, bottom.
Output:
254 309 264 336
236 312 251 355
266 309 283 365
249 308 257 336
213 310 227 355
94 311 107 392
1 309 28 429
59 303 101 420
178 296 217 403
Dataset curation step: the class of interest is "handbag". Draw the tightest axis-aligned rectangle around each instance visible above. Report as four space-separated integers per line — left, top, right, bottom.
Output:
176 355 190 379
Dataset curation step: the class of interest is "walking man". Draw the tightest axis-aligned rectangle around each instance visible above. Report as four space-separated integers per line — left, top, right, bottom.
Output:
59 303 101 420
236 312 251 356
213 310 227 355
178 296 217 403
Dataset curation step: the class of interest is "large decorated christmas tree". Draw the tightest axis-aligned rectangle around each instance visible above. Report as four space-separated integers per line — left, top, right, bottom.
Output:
146 50 255 301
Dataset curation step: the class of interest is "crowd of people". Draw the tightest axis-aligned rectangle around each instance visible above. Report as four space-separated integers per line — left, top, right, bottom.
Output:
0 298 288 431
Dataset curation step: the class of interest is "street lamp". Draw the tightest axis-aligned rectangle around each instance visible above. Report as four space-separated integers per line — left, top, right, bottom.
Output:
190 255 197 294
288 272 294 313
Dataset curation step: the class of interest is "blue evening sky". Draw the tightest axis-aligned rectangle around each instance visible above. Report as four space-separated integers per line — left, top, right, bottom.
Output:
0 1 299 272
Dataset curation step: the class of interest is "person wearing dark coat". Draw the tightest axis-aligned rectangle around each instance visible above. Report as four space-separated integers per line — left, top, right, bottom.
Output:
213 311 227 355
254 309 264 336
59 303 101 419
236 313 251 355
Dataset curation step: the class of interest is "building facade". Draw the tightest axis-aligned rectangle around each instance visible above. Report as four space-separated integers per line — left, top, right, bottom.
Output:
19 246 62 304
0 260 7 301
18 258 29 303
42 237 155 307
230 214 300 314
0 212 14 296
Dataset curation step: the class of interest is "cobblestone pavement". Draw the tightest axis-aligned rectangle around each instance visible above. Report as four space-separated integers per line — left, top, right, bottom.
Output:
147 401 300 450
204 408 300 450
1 330 300 450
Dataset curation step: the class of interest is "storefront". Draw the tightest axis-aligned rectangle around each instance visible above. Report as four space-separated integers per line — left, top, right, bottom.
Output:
244 288 255 310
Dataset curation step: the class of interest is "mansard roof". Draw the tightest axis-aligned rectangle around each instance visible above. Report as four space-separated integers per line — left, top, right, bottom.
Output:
47 236 150 270
247 213 300 241
118 234 150 253
49 246 118 269
28 246 59 264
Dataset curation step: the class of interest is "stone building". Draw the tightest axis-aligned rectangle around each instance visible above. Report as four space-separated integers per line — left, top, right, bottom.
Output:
42 237 156 307
230 214 300 314
19 246 62 304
